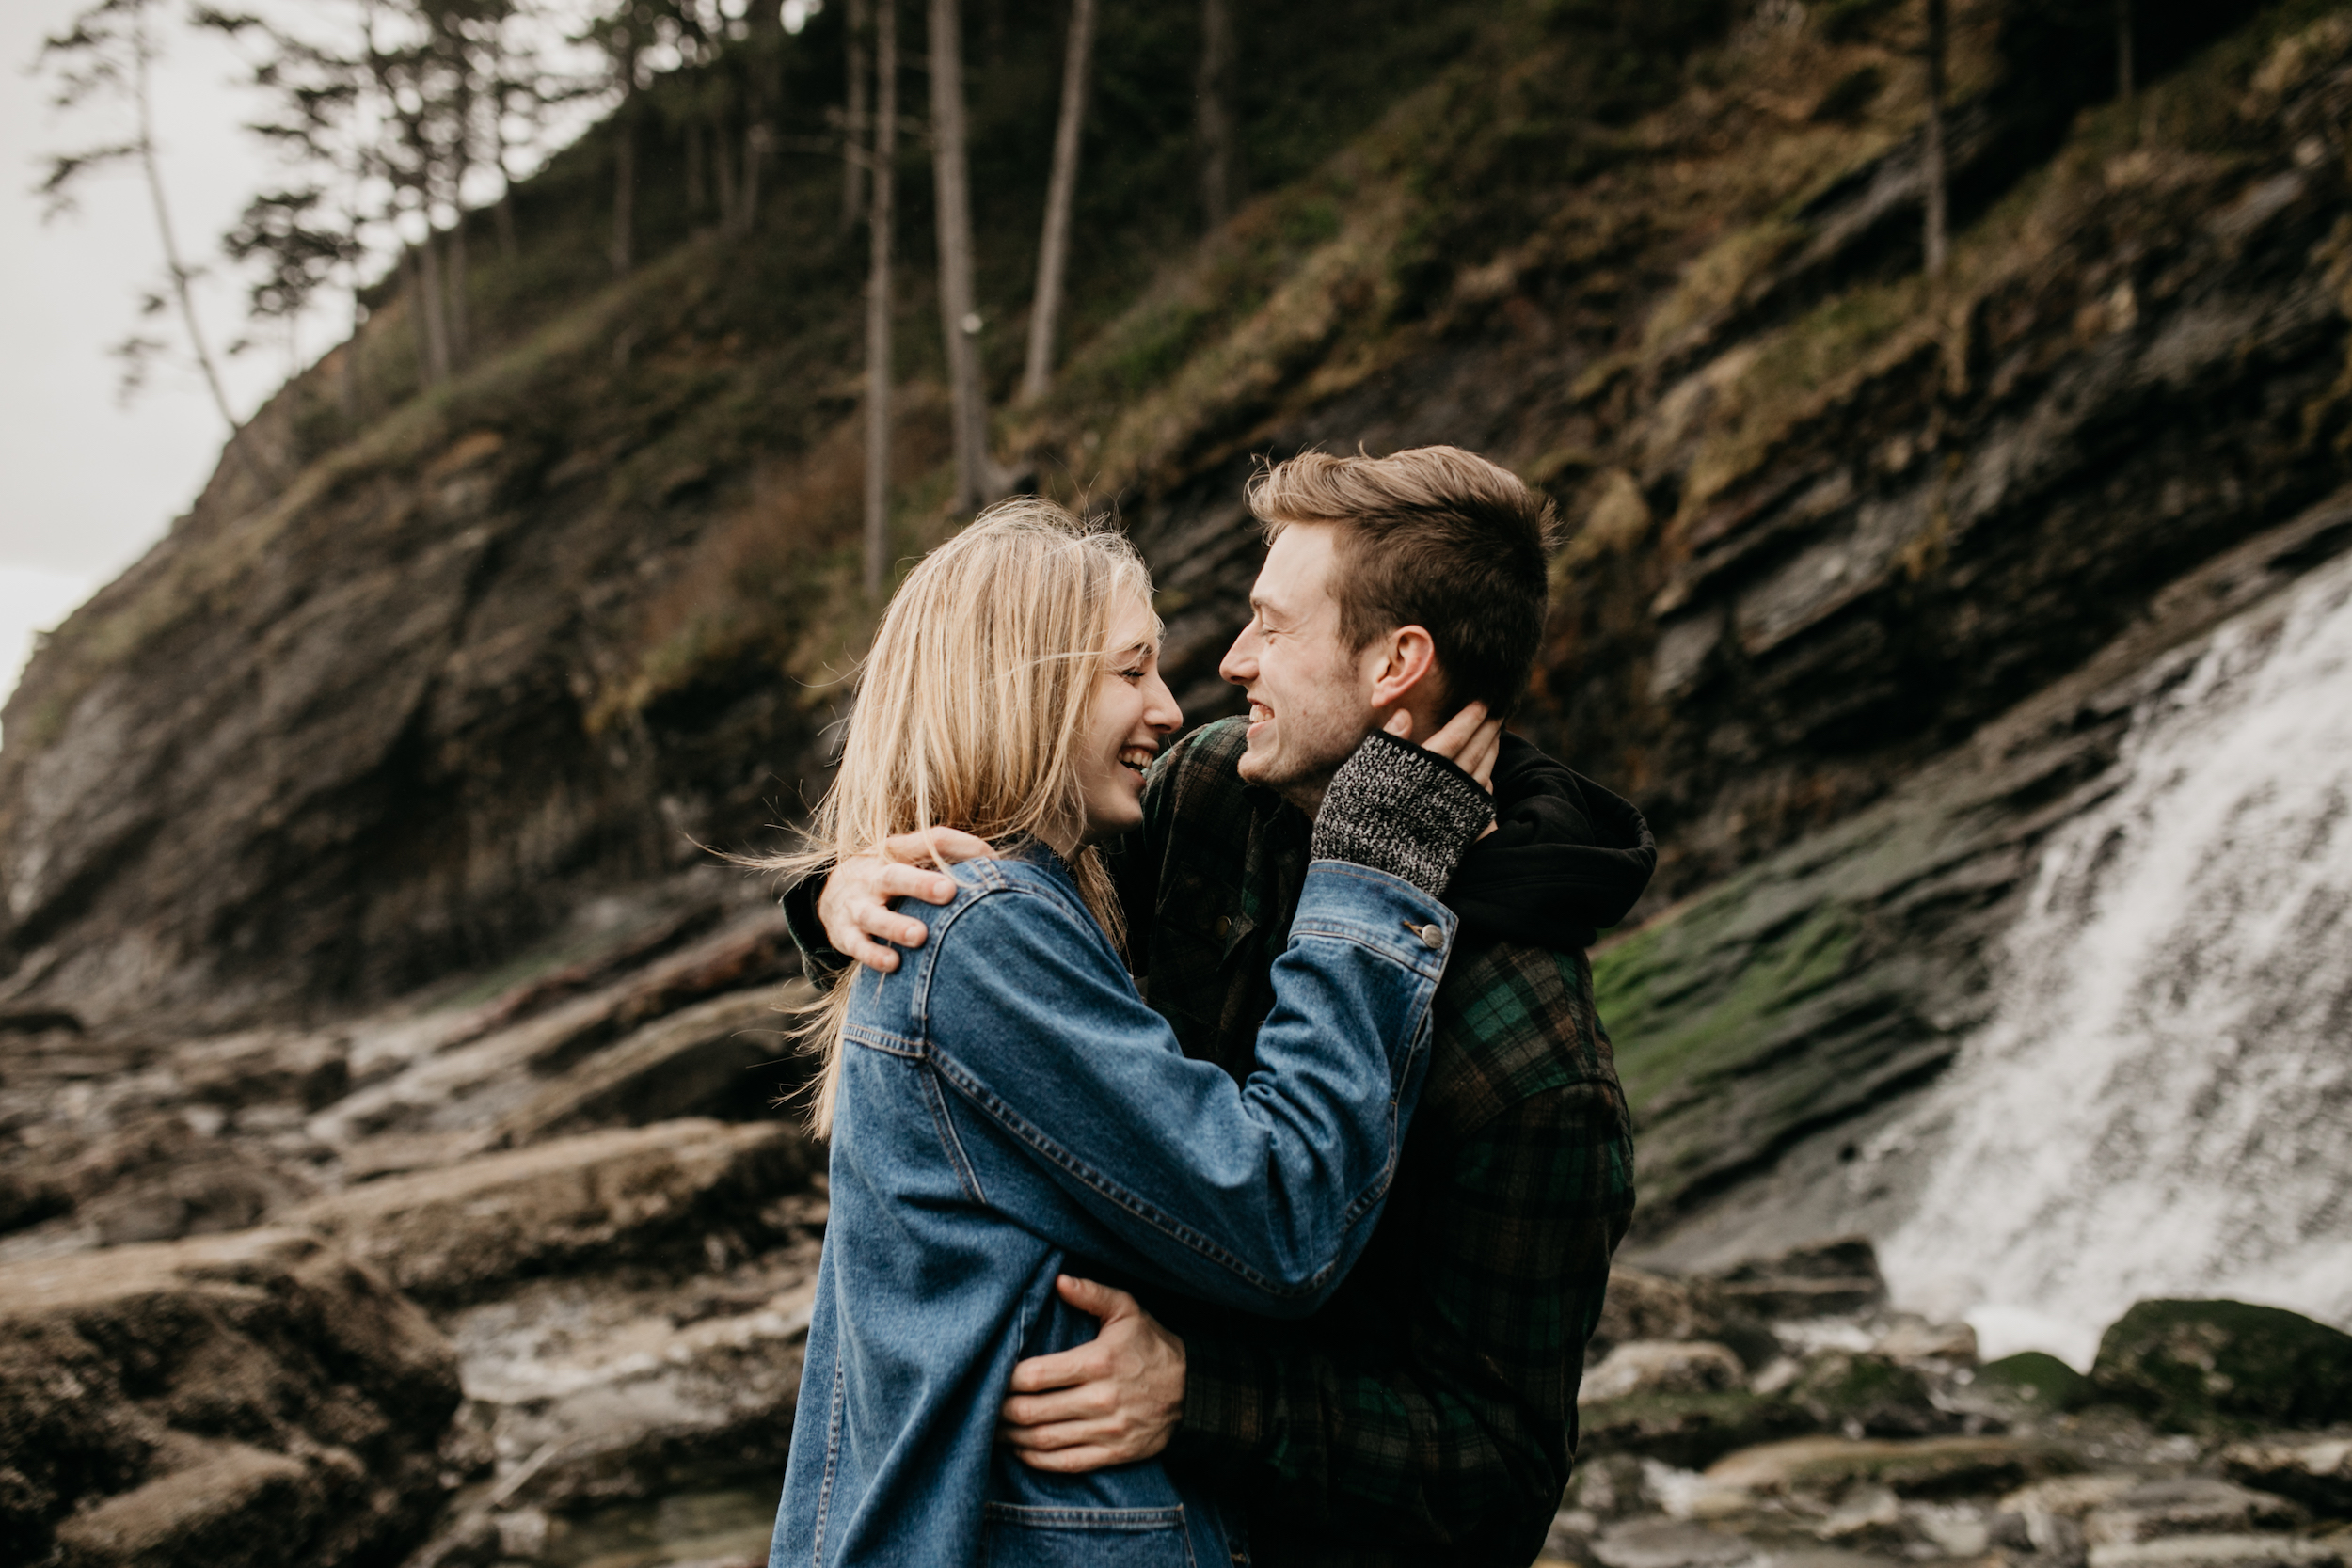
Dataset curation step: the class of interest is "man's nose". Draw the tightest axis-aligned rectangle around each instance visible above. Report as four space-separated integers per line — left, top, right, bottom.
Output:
1218 626 1256 687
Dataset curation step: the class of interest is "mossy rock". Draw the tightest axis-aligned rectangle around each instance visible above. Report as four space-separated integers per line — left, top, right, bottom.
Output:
1977 1351 2090 1413
1577 1388 1818 1469
1790 1350 1955 1437
2090 1300 2352 1431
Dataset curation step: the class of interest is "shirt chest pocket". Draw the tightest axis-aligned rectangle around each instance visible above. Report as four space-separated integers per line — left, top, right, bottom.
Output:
979 1502 1196 1568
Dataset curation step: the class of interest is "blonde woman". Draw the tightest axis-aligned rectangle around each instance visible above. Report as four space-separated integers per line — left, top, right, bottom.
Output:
764 500 1499 1568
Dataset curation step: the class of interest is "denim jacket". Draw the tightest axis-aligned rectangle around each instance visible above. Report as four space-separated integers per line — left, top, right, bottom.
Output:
767 843 1454 1568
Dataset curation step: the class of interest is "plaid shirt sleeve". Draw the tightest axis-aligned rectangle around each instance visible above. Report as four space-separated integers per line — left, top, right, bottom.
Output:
1168 1079 1635 1553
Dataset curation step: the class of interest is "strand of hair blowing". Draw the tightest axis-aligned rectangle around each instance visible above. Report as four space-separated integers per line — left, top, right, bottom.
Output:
750 500 1151 1132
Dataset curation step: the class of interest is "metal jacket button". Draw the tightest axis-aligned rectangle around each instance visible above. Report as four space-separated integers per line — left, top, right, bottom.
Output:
1418 922 1444 950
1214 915 1232 939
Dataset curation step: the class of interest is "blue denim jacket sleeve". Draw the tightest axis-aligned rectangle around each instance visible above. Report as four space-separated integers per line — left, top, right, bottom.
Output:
915 859 1451 1317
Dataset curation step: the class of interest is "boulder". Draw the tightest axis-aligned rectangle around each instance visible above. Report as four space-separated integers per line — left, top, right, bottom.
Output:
1872 1317 1977 1365
1582 1342 1747 1404
1593 1267 1778 1368
1577 1389 1817 1470
2090 1300 2352 1431
0 1227 458 1568
294 1118 814 1306
1788 1350 1959 1438
1712 1238 1887 1321
1978 1351 2090 1413
1592 1517 1756 1568
2221 1438 2352 1516
2084 1479 2307 1545
2087 1537 2346 1568
1706 1434 2082 1499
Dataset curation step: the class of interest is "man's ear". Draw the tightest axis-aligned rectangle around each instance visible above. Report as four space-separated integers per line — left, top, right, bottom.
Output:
1365 626 1439 708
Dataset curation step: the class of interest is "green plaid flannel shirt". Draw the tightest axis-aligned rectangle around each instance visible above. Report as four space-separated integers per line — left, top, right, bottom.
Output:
1112 719 1637 1568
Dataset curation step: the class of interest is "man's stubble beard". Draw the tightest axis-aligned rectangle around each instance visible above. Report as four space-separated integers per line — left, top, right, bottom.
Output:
1241 701 1371 817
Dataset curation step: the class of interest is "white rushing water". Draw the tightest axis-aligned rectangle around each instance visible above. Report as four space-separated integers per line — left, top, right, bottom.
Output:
1878 551 2352 1370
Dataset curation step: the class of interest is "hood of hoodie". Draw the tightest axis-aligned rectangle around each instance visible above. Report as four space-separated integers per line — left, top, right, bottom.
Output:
1441 733 1656 952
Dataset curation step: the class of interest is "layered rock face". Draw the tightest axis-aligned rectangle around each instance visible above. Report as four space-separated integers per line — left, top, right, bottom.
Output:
0 903 825 1568
4 4 2351 1566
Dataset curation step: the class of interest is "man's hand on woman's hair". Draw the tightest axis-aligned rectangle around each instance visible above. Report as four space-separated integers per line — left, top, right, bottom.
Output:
997 1275 1185 1472
816 828 995 973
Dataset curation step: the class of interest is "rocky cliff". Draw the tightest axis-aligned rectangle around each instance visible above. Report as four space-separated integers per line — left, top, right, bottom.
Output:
5 2 2351 1564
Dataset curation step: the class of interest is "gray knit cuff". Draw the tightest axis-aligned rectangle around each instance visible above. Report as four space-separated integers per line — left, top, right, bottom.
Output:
1310 731 1493 896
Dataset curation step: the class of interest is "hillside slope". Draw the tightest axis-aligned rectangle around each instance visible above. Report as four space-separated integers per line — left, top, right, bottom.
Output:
3 0 2346 1047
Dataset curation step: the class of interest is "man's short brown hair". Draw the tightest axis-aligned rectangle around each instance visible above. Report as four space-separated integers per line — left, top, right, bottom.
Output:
1248 445 1559 717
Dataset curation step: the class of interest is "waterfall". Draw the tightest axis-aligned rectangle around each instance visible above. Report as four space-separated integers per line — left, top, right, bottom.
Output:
1877 551 2352 1370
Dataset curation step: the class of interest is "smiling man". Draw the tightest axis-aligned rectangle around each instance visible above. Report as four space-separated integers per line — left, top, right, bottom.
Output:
802 446 1655 1566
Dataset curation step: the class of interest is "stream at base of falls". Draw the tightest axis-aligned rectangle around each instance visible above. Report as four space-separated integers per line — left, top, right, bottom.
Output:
1876 550 2352 1370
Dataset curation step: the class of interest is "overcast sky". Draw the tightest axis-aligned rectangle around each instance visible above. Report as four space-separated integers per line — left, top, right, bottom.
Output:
0 0 289 719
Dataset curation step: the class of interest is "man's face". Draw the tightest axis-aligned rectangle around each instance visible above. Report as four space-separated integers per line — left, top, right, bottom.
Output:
1218 523 1376 810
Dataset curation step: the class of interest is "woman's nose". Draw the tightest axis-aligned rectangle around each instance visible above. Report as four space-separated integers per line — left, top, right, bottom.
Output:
1147 674 1182 734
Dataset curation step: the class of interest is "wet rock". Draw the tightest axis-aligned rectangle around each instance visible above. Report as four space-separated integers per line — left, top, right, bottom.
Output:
1580 1389 1819 1470
1904 1499 1993 1557
1978 1352 2091 1413
1788 1351 1959 1439
1814 1483 1903 1543
1713 1238 1887 1321
2220 1438 2352 1516
318 911 802 1157
1584 1342 1749 1404
0 1227 458 1568
1593 1267 1779 1369
489 984 809 1146
1593 1517 1756 1568
2084 1478 2308 1544
1706 1434 2082 1499
450 1263 817 1511
1567 1451 1655 1519
1872 1317 1977 1366
2090 1301 2352 1431
177 1030 353 1113
2086 1536 2348 1568
294 1118 814 1306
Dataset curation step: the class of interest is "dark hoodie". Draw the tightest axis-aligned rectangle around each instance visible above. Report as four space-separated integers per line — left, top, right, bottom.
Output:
1443 732 1657 952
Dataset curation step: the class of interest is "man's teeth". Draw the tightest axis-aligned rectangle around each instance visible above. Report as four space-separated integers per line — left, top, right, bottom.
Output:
1249 703 1272 722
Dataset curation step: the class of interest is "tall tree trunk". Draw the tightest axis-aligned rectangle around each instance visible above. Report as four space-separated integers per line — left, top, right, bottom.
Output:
930 0 994 513
844 0 871 232
340 288 363 423
444 216 469 371
742 0 784 234
686 117 707 217
1195 0 1238 231
128 5 237 433
714 118 740 230
405 234 453 387
612 119 636 276
2116 0 2135 103
740 124 772 234
1921 0 1948 283
1023 0 1096 403
866 0 898 596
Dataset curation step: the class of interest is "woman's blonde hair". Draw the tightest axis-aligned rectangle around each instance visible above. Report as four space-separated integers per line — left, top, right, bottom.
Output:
760 498 1156 1134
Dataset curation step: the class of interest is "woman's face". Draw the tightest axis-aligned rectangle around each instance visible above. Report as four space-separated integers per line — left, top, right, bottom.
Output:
1076 594 1182 845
